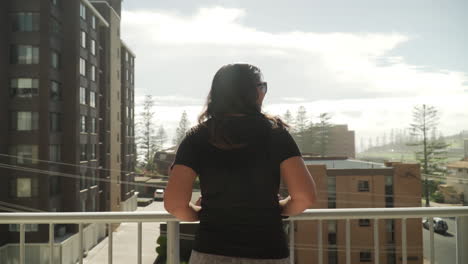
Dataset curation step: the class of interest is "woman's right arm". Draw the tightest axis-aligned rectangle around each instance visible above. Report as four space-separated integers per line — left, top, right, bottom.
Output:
279 156 317 216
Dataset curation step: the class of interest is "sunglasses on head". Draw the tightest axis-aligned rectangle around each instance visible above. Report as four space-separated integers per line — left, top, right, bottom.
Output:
257 82 268 93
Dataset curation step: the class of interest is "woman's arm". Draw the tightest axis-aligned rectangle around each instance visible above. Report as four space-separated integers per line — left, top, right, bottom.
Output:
279 156 317 216
164 164 200 221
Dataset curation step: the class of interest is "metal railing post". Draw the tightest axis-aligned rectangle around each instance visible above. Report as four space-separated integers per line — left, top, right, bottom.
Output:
428 217 434 264
373 219 379 264
108 223 113 264
137 222 142 264
346 219 351 264
456 216 468 264
19 223 25 264
167 221 180 264
318 220 323 264
289 220 294 264
49 223 54 264
402 218 407 264
78 223 83 264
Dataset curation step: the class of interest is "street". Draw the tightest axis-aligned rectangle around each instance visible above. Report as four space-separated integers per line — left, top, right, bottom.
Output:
423 217 456 264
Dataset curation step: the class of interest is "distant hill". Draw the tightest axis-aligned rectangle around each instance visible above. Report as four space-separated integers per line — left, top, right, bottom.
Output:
357 130 468 164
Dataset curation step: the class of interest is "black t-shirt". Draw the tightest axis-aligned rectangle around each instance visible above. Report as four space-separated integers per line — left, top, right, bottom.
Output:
172 115 301 259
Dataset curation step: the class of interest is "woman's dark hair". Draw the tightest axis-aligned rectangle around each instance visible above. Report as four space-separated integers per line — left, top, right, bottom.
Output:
198 63 288 148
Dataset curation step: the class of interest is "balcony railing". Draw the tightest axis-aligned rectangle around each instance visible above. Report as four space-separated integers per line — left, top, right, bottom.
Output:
1 207 468 264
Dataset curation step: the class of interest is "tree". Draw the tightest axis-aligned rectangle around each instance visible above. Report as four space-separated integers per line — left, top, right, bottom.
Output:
295 106 308 133
283 110 294 131
294 106 309 151
173 111 190 147
407 104 450 207
155 125 168 151
315 113 332 157
137 95 157 170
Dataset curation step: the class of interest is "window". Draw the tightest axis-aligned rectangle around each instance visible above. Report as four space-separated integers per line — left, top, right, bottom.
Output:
386 219 395 243
51 17 61 34
327 220 337 244
80 3 86 20
90 39 96 55
90 117 96 133
9 224 38 232
9 145 38 164
125 51 128 62
126 69 129 81
81 31 86 48
360 251 372 262
90 144 96 160
90 91 96 107
80 58 86 76
91 15 96 29
10 78 39 98
10 45 39 64
9 177 38 198
328 220 338 264
11 13 40 32
50 176 60 195
51 51 60 69
11 112 38 131
327 176 336 208
80 144 87 161
50 112 61 132
359 219 371 227
80 115 87 133
80 87 87 104
385 175 393 207
90 65 96 81
358 180 369 192
49 145 61 162
50 81 61 101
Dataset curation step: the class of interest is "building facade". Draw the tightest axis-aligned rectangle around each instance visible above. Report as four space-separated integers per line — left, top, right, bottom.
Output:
294 158 423 264
0 0 136 248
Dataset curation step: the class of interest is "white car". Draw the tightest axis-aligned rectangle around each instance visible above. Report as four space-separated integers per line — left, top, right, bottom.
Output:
154 189 165 201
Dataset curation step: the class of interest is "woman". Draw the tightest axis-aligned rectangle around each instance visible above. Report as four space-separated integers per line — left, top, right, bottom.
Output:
164 63 317 264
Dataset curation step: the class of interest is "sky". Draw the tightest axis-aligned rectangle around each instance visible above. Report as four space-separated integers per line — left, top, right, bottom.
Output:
120 0 468 151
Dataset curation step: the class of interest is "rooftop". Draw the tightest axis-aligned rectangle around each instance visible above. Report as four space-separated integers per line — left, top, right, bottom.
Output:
304 157 386 169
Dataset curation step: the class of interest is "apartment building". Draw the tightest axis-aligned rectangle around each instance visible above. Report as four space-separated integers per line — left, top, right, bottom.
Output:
299 124 356 158
0 0 136 252
294 158 423 264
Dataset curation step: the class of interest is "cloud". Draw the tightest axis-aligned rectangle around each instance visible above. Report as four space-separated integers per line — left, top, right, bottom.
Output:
122 7 468 101
122 7 468 147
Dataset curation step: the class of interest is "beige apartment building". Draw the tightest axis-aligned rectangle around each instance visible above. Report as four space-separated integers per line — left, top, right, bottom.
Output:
294 158 422 264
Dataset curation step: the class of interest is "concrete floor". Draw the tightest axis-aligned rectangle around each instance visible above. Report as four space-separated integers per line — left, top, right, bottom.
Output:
84 201 165 264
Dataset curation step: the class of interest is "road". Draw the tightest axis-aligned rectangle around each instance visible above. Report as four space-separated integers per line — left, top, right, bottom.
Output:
423 217 456 264
84 201 165 264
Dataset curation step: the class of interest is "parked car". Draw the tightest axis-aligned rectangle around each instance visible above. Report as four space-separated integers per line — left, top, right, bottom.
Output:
154 189 165 201
422 217 448 234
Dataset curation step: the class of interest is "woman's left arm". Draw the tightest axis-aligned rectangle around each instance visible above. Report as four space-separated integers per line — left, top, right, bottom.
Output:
164 164 200 221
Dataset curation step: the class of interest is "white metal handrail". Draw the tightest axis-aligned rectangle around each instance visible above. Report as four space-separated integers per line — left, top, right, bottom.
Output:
1 206 467 264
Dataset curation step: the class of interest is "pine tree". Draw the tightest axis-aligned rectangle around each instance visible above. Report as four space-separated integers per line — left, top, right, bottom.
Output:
136 95 157 170
173 111 190 147
315 113 332 157
155 125 168 151
294 106 309 151
407 104 450 207
283 109 294 131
